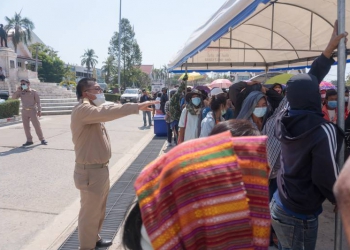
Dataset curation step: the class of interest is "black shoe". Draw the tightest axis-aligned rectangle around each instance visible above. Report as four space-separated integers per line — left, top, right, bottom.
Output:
150 124 153 126
95 239 112 248
41 140 48 145
22 141 33 147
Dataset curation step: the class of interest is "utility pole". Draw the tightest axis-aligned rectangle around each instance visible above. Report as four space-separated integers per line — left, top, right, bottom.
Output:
117 0 122 91
335 0 346 249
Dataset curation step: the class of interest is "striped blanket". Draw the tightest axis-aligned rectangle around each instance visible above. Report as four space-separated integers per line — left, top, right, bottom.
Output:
135 131 270 249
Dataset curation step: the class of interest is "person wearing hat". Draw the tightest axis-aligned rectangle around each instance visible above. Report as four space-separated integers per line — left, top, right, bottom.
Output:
12 79 47 146
202 87 224 120
178 89 204 144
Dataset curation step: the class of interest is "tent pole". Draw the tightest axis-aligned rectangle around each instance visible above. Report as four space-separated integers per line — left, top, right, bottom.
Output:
335 0 346 249
185 62 188 95
264 66 269 84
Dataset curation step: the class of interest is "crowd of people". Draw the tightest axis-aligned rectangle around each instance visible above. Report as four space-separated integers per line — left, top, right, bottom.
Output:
119 22 350 250
65 22 350 250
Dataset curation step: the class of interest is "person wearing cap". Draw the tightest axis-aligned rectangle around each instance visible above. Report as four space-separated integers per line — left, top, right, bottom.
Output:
178 89 204 143
202 87 224 120
71 78 156 250
11 79 47 146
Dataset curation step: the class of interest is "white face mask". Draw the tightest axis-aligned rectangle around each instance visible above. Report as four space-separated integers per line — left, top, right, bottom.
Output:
21 84 28 90
321 94 326 99
92 93 106 106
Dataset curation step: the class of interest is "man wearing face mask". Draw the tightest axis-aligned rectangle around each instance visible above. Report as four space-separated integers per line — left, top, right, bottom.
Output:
71 78 157 250
12 79 47 146
322 89 338 123
178 89 204 144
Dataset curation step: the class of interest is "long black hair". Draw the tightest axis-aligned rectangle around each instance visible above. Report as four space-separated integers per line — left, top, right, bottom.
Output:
122 202 143 250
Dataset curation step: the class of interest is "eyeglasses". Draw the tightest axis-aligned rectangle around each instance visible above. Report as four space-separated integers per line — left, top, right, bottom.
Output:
85 87 103 92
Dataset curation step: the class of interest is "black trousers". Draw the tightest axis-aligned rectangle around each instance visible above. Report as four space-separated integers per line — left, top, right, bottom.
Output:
167 122 179 143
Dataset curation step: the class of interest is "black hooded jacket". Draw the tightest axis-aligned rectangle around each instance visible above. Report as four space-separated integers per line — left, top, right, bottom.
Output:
275 54 344 215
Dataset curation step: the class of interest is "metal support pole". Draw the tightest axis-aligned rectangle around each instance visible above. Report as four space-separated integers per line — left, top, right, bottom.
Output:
185 62 188 95
117 0 122 90
335 0 346 249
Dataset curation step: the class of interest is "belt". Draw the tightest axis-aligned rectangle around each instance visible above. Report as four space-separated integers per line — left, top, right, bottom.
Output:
75 162 109 169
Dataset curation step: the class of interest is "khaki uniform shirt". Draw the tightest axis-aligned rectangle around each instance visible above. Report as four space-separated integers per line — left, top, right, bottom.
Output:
71 98 139 164
12 88 41 111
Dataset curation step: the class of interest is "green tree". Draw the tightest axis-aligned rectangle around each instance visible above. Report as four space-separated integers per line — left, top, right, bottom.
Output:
81 49 98 75
5 11 35 53
38 52 67 83
28 43 67 83
102 55 116 84
108 18 142 89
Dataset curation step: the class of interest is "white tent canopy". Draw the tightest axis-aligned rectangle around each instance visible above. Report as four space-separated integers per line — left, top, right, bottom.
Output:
168 0 350 73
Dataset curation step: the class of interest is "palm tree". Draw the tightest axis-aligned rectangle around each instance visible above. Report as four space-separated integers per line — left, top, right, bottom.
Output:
101 55 116 84
81 49 98 76
5 11 35 53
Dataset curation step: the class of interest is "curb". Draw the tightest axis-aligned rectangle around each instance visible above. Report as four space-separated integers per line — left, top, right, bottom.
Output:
22 129 156 250
0 116 22 127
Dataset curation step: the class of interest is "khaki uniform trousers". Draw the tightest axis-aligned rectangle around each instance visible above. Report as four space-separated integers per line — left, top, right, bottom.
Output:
74 163 110 250
21 109 44 142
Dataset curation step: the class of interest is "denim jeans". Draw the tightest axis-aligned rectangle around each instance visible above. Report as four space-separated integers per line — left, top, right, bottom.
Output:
270 198 318 250
142 111 152 126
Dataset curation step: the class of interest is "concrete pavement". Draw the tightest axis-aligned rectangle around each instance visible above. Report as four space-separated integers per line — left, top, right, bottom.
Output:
0 112 156 250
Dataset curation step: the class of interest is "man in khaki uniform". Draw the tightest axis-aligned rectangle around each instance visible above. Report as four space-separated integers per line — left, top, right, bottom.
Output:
12 79 47 146
71 77 156 250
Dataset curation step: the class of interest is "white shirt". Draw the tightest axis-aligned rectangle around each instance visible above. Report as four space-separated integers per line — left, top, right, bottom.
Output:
140 224 154 250
328 109 336 123
200 111 224 137
179 107 200 142
155 97 161 110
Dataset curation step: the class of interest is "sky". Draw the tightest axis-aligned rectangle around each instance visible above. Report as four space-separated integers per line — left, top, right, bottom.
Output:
0 0 224 69
0 0 348 81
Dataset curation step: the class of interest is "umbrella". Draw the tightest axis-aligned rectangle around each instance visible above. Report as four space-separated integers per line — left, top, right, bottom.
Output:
178 72 205 82
209 79 232 88
319 81 336 90
265 73 295 84
195 85 211 93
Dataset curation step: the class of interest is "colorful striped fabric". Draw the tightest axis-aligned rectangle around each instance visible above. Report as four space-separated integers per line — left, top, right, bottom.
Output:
134 131 270 250
232 136 271 248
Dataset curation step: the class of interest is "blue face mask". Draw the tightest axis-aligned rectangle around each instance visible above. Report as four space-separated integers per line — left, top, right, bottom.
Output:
328 101 337 109
253 107 267 118
191 97 201 106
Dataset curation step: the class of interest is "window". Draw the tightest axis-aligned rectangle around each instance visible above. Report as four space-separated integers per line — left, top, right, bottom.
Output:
18 62 22 68
10 60 15 68
124 89 138 94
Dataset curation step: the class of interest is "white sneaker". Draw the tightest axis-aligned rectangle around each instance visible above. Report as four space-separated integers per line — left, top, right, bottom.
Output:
167 142 173 147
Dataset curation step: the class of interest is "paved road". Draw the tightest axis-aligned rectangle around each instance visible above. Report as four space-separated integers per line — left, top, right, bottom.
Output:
0 112 155 250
